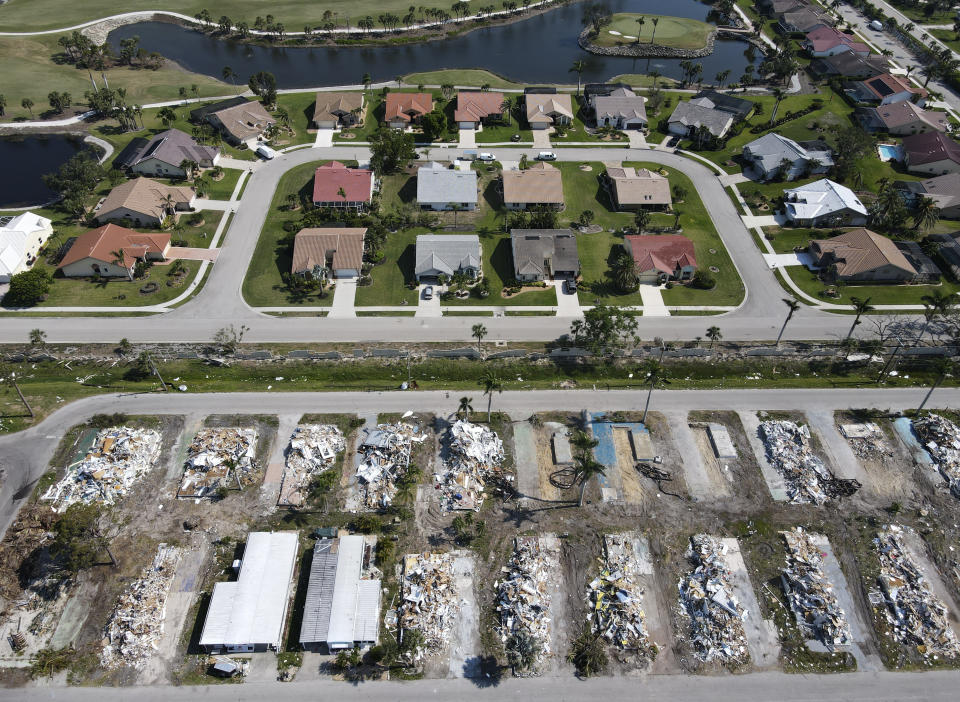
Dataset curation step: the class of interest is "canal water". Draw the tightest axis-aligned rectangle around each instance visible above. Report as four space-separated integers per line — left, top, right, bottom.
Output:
0 134 90 209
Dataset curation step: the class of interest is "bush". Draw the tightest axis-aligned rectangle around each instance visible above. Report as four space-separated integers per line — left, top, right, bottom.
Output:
690 270 716 290
89 412 128 429
4 268 52 307
282 219 299 233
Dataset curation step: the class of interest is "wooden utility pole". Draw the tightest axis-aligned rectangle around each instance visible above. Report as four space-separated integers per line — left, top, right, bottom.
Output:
146 354 168 391
9 373 34 418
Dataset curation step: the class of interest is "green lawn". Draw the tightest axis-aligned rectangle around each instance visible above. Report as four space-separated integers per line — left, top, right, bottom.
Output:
33 259 201 307
354 229 420 306
787 264 960 306
273 91 320 147
590 14 714 50
403 69 525 90
202 169 243 200
172 210 224 247
607 74 680 89
764 227 819 254
929 29 960 54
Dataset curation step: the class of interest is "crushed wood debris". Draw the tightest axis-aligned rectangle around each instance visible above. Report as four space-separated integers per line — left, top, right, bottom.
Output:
357 422 426 509
840 421 892 459
677 534 749 664
587 533 650 651
496 537 555 675
913 414 960 498
42 427 161 512
760 420 833 504
101 544 180 669
780 528 851 650
178 428 258 498
435 420 505 511
875 525 960 659
279 424 345 506
398 552 459 660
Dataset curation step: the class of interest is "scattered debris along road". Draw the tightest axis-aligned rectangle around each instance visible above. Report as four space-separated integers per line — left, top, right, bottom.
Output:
436 420 506 511
913 414 960 498
278 424 345 507
588 533 651 653
399 551 459 662
357 422 426 509
178 428 258 499
760 420 837 505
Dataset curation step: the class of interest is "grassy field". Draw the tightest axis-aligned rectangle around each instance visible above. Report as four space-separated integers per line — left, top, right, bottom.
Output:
203 169 243 200
590 14 714 49
929 29 960 54
403 69 525 90
32 259 202 307
787 264 960 306
354 229 420 306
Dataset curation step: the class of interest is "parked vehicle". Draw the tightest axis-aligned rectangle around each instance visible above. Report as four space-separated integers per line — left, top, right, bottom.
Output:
535 151 557 161
510 133 522 142
667 136 681 148
255 144 276 160
423 285 434 300
477 152 496 162
869 20 884 31
564 279 578 294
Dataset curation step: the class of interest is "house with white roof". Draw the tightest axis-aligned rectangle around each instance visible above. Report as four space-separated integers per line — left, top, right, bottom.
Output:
416 162 478 211
782 179 868 227
414 234 482 281
0 212 53 283
741 133 834 181
590 88 648 130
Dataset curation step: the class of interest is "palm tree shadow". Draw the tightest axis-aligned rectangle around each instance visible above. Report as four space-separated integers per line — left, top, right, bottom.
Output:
463 656 503 686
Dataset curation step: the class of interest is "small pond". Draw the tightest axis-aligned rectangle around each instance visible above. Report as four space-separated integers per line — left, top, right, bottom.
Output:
0 134 91 209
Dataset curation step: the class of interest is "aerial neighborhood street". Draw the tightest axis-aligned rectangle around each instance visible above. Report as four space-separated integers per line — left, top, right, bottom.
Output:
1 0 960 698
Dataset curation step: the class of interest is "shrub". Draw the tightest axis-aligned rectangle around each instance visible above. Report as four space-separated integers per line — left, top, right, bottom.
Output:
4 268 52 307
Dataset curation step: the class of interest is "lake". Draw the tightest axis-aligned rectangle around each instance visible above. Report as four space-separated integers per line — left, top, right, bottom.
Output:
0 134 89 209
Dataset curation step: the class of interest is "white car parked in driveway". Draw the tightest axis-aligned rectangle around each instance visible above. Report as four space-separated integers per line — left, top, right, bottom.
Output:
477 152 496 161
255 144 276 160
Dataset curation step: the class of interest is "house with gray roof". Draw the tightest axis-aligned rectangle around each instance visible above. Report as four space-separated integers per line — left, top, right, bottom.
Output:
590 88 647 130
783 179 867 227
510 229 580 282
667 98 735 139
414 234 482 281
117 128 220 179
742 133 834 181
416 163 478 211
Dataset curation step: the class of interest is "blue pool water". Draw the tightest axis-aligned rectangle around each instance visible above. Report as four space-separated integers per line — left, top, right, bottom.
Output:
878 144 901 161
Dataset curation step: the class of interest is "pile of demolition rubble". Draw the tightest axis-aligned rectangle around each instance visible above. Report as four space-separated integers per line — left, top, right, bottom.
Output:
780 528 851 649
839 421 890 460
101 545 180 669
875 525 960 659
760 420 833 504
677 534 749 664
178 428 258 498
398 552 459 660
436 420 505 511
279 424 346 506
913 414 960 497
42 427 161 512
357 422 426 509
496 537 553 675
587 533 650 651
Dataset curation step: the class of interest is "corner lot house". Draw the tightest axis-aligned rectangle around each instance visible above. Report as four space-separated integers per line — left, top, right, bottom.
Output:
115 128 220 179
292 228 366 280
849 73 927 107
312 92 364 129
903 131 960 176
894 173 960 219
502 162 564 210
803 26 869 57
384 92 434 129
95 178 195 227
605 166 672 211
809 228 917 283
624 234 697 283
199 532 299 653
57 223 171 279
591 87 647 130
312 161 375 211
416 162 477 211
668 98 735 139
783 179 867 227
414 234 482 281
202 98 276 144
0 212 53 283
525 93 573 130
741 133 834 181
455 91 505 129
510 229 579 282
858 101 949 135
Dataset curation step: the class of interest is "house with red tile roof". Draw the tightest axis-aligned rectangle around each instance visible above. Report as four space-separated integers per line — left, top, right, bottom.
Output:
624 234 697 284
803 26 869 57
903 131 960 176
384 93 434 129
58 224 170 279
455 91 506 129
850 73 927 107
311 161 376 211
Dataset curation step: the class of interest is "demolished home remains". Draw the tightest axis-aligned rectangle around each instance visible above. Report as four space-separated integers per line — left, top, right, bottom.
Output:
357 422 426 509
279 424 346 506
178 428 258 498
913 414 960 498
496 537 555 675
760 420 834 504
588 533 651 652
436 420 506 511
398 551 459 661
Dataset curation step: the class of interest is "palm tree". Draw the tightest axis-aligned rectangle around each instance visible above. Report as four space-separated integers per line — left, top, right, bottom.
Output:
158 106 177 127
635 16 645 44
611 253 639 293
362 72 372 90
776 298 801 346
457 396 474 420
917 290 953 344
640 359 668 424
575 454 606 507
450 203 464 226
569 60 585 96
912 196 940 230
21 97 34 117
706 325 722 348
472 322 488 351
222 65 236 90
500 96 513 126
649 17 659 44
715 69 731 88
769 88 786 124
634 209 650 232
846 296 874 342
917 358 954 413
479 370 503 422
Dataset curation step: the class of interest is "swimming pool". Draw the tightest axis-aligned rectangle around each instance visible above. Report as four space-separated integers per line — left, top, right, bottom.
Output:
877 144 902 162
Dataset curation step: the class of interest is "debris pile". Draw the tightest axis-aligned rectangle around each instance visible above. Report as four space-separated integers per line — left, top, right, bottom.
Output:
780 528 851 649
839 421 890 460
279 424 346 506
100 545 181 669
398 552 459 659
356 422 426 509
178 428 258 498
496 537 554 674
760 420 833 504
42 427 162 511
875 525 960 659
913 414 960 497
587 534 650 651
677 534 749 663
435 420 505 511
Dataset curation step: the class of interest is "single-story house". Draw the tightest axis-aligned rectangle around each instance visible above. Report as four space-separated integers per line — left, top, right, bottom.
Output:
783 179 868 227
454 91 505 129
114 128 220 179
624 234 697 283
95 177 195 227
200 532 299 653
583 83 632 101
525 93 573 130
510 229 580 282
605 166 672 211
692 91 755 122
0 211 53 283
414 234 482 281
803 26 870 57
312 91 365 129
849 73 927 107
189 96 248 123
741 133 834 181
758 0 805 15
292 227 366 280
809 228 918 283
384 92 434 129
312 161 375 211
896 240 941 283
667 98 735 139
299 535 381 652
58 223 171 279
502 162 565 210
591 88 648 130
416 162 477 211
894 173 960 219
205 99 276 144
778 8 835 33
857 101 950 135
929 231 960 278
809 52 890 79
903 131 960 176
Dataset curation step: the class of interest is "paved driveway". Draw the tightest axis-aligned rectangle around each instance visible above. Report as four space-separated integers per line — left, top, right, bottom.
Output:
532 129 551 148
313 129 334 148
457 128 476 148
554 281 581 317
164 246 220 262
638 284 669 316
328 278 357 318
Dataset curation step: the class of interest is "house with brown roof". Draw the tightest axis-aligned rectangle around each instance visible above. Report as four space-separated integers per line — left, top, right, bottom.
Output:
311 162 376 211
455 91 506 129
525 94 573 130
858 101 950 135
116 128 220 179
809 228 917 283
206 99 276 144
510 229 580 282
606 167 672 211
95 178 195 227
58 224 171 279
292 228 366 280
903 131 960 176
894 173 960 219
624 234 697 283
591 87 648 130
849 73 927 107
803 26 869 57
312 92 365 129
384 93 434 129
502 163 565 211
